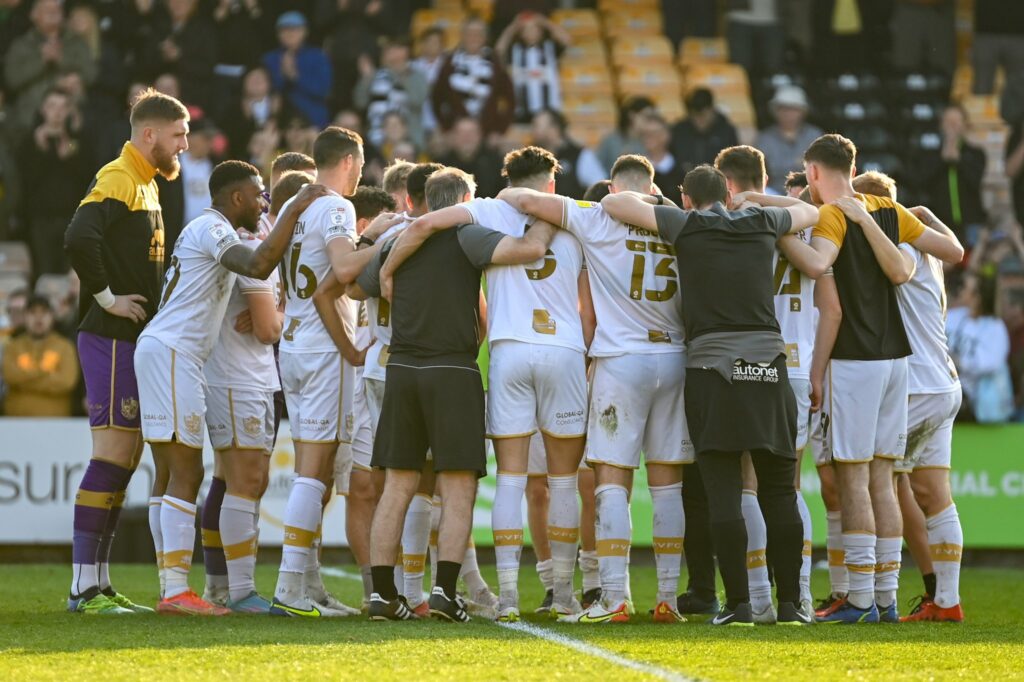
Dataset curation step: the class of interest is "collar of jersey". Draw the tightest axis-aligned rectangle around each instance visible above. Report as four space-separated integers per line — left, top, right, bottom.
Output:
122 142 159 182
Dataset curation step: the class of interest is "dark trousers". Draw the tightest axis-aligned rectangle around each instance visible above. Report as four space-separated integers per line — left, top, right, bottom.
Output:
696 449 803 607
682 462 717 599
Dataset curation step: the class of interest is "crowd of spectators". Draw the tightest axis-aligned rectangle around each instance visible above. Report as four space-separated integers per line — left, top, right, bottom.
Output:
0 0 1022 420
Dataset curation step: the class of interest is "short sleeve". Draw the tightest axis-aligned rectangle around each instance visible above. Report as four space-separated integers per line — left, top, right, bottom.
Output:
812 204 847 247
761 206 793 238
561 197 599 238
653 205 688 243
236 239 274 292
896 203 926 244
456 223 506 269
464 198 521 236
202 219 242 263
356 240 390 298
323 198 357 244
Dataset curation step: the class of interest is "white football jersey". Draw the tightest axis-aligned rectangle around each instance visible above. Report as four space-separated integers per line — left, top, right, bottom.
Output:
280 192 357 353
141 208 242 363
363 220 408 382
773 228 816 380
466 197 585 352
204 233 281 391
560 197 684 356
898 244 960 394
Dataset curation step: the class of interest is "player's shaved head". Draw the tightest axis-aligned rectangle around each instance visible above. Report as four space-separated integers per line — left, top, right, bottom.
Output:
610 154 654 194
852 170 898 201
715 145 766 193
502 146 560 190
425 168 476 211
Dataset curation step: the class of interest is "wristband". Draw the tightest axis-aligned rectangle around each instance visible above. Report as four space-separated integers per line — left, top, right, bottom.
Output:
94 287 116 310
357 235 375 248
654 195 665 206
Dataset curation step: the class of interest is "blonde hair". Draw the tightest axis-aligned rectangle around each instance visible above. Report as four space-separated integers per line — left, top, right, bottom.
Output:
852 170 897 201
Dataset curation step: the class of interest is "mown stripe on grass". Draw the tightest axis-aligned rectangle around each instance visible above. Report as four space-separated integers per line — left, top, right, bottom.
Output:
497 620 698 682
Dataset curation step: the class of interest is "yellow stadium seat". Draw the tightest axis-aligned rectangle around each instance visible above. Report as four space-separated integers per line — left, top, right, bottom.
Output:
561 63 616 97
551 9 602 41
602 10 663 38
678 37 729 65
464 0 494 22
0 242 31 277
563 96 618 128
617 65 682 100
681 63 751 96
962 94 1003 129
432 0 464 12
569 124 606 150
597 0 658 12
562 41 608 66
611 35 674 67
411 9 465 44
714 95 757 128
652 96 685 123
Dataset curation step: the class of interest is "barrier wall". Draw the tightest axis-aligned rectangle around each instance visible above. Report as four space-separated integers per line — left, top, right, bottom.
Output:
1 419 1021 548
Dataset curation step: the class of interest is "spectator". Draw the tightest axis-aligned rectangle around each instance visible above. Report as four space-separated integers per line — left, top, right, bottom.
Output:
756 85 823 193
378 110 421 163
412 26 447 137
1006 117 1024 228
211 0 273 119
332 108 386 185
431 16 516 138
495 11 570 123
320 0 387 112
671 88 740 175
179 119 215 225
224 66 280 161
530 108 605 200
1 295 78 417
4 0 97 134
282 112 317 156
597 96 655 174
354 36 429 148
66 4 127 119
436 116 505 198
0 93 20 240
972 0 1024 95
947 276 1014 422
143 0 216 111
639 113 685 197
1 289 29 339
93 81 147 171
263 11 332 129
15 87 92 275
916 104 987 245
889 0 956 77
727 0 784 77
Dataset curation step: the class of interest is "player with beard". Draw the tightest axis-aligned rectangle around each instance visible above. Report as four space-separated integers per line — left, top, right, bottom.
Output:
64 88 188 614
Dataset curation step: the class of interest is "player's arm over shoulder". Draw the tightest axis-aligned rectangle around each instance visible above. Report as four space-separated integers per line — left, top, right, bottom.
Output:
898 202 965 265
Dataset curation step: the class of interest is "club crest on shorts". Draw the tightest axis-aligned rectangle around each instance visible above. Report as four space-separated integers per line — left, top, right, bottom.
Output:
120 397 139 421
243 416 262 437
184 413 202 435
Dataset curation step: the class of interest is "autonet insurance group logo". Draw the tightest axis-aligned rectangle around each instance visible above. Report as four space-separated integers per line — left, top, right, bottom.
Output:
732 359 779 383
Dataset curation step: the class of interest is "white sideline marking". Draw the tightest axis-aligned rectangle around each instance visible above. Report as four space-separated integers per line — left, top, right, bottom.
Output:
323 567 697 681
497 620 697 682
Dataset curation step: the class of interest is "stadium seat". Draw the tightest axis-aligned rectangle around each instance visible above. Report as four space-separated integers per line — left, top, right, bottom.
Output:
431 0 463 12
617 65 682 100
0 272 28 301
602 10 663 39
597 0 658 12
561 63 615 98
824 73 883 102
464 0 494 22
828 100 888 125
411 9 464 47
858 153 904 178
714 94 757 128
841 124 893 154
681 63 750 96
678 38 729 66
611 35 674 68
563 96 618 128
551 9 602 41
568 124 606 150
34 273 72 306
561 41 608 67
652 96 685 123
0 242 31 277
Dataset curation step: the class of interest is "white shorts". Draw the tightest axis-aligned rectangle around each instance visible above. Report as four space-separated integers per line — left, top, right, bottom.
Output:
527 431 546 476
487 341 588 439
822 358 909 463
206 386 275 453
810 410 829 466
334 441 353 495
135 336 206 449
280 350 354 444
790 377 811 451
586 353 694 468
351 376 374 472
896 390 961 473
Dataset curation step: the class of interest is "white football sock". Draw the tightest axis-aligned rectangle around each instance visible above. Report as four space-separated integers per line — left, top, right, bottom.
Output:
401 493 433 606
547 473 580 603
650 482 684 605
874 536 902 608
148 496 165 597
275 477 325 603
536 558 554 592
927 504 962 609
595 484 630 605
360 565 373 602
843 532 876 609
460 540 489 595
492 473 526 602
742 490 771 611
796 492 813 603
161 495 198 599
221 494 258 603
579 549 601 592
826 510 848 596
429 495 441 587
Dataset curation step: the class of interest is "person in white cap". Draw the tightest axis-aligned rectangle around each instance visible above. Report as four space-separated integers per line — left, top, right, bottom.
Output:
755 85 823 194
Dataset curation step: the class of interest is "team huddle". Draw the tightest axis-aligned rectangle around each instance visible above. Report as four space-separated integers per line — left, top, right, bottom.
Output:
63 88 967 626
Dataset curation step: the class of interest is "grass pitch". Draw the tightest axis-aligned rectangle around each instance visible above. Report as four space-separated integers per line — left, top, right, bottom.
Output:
2 563 1022 681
